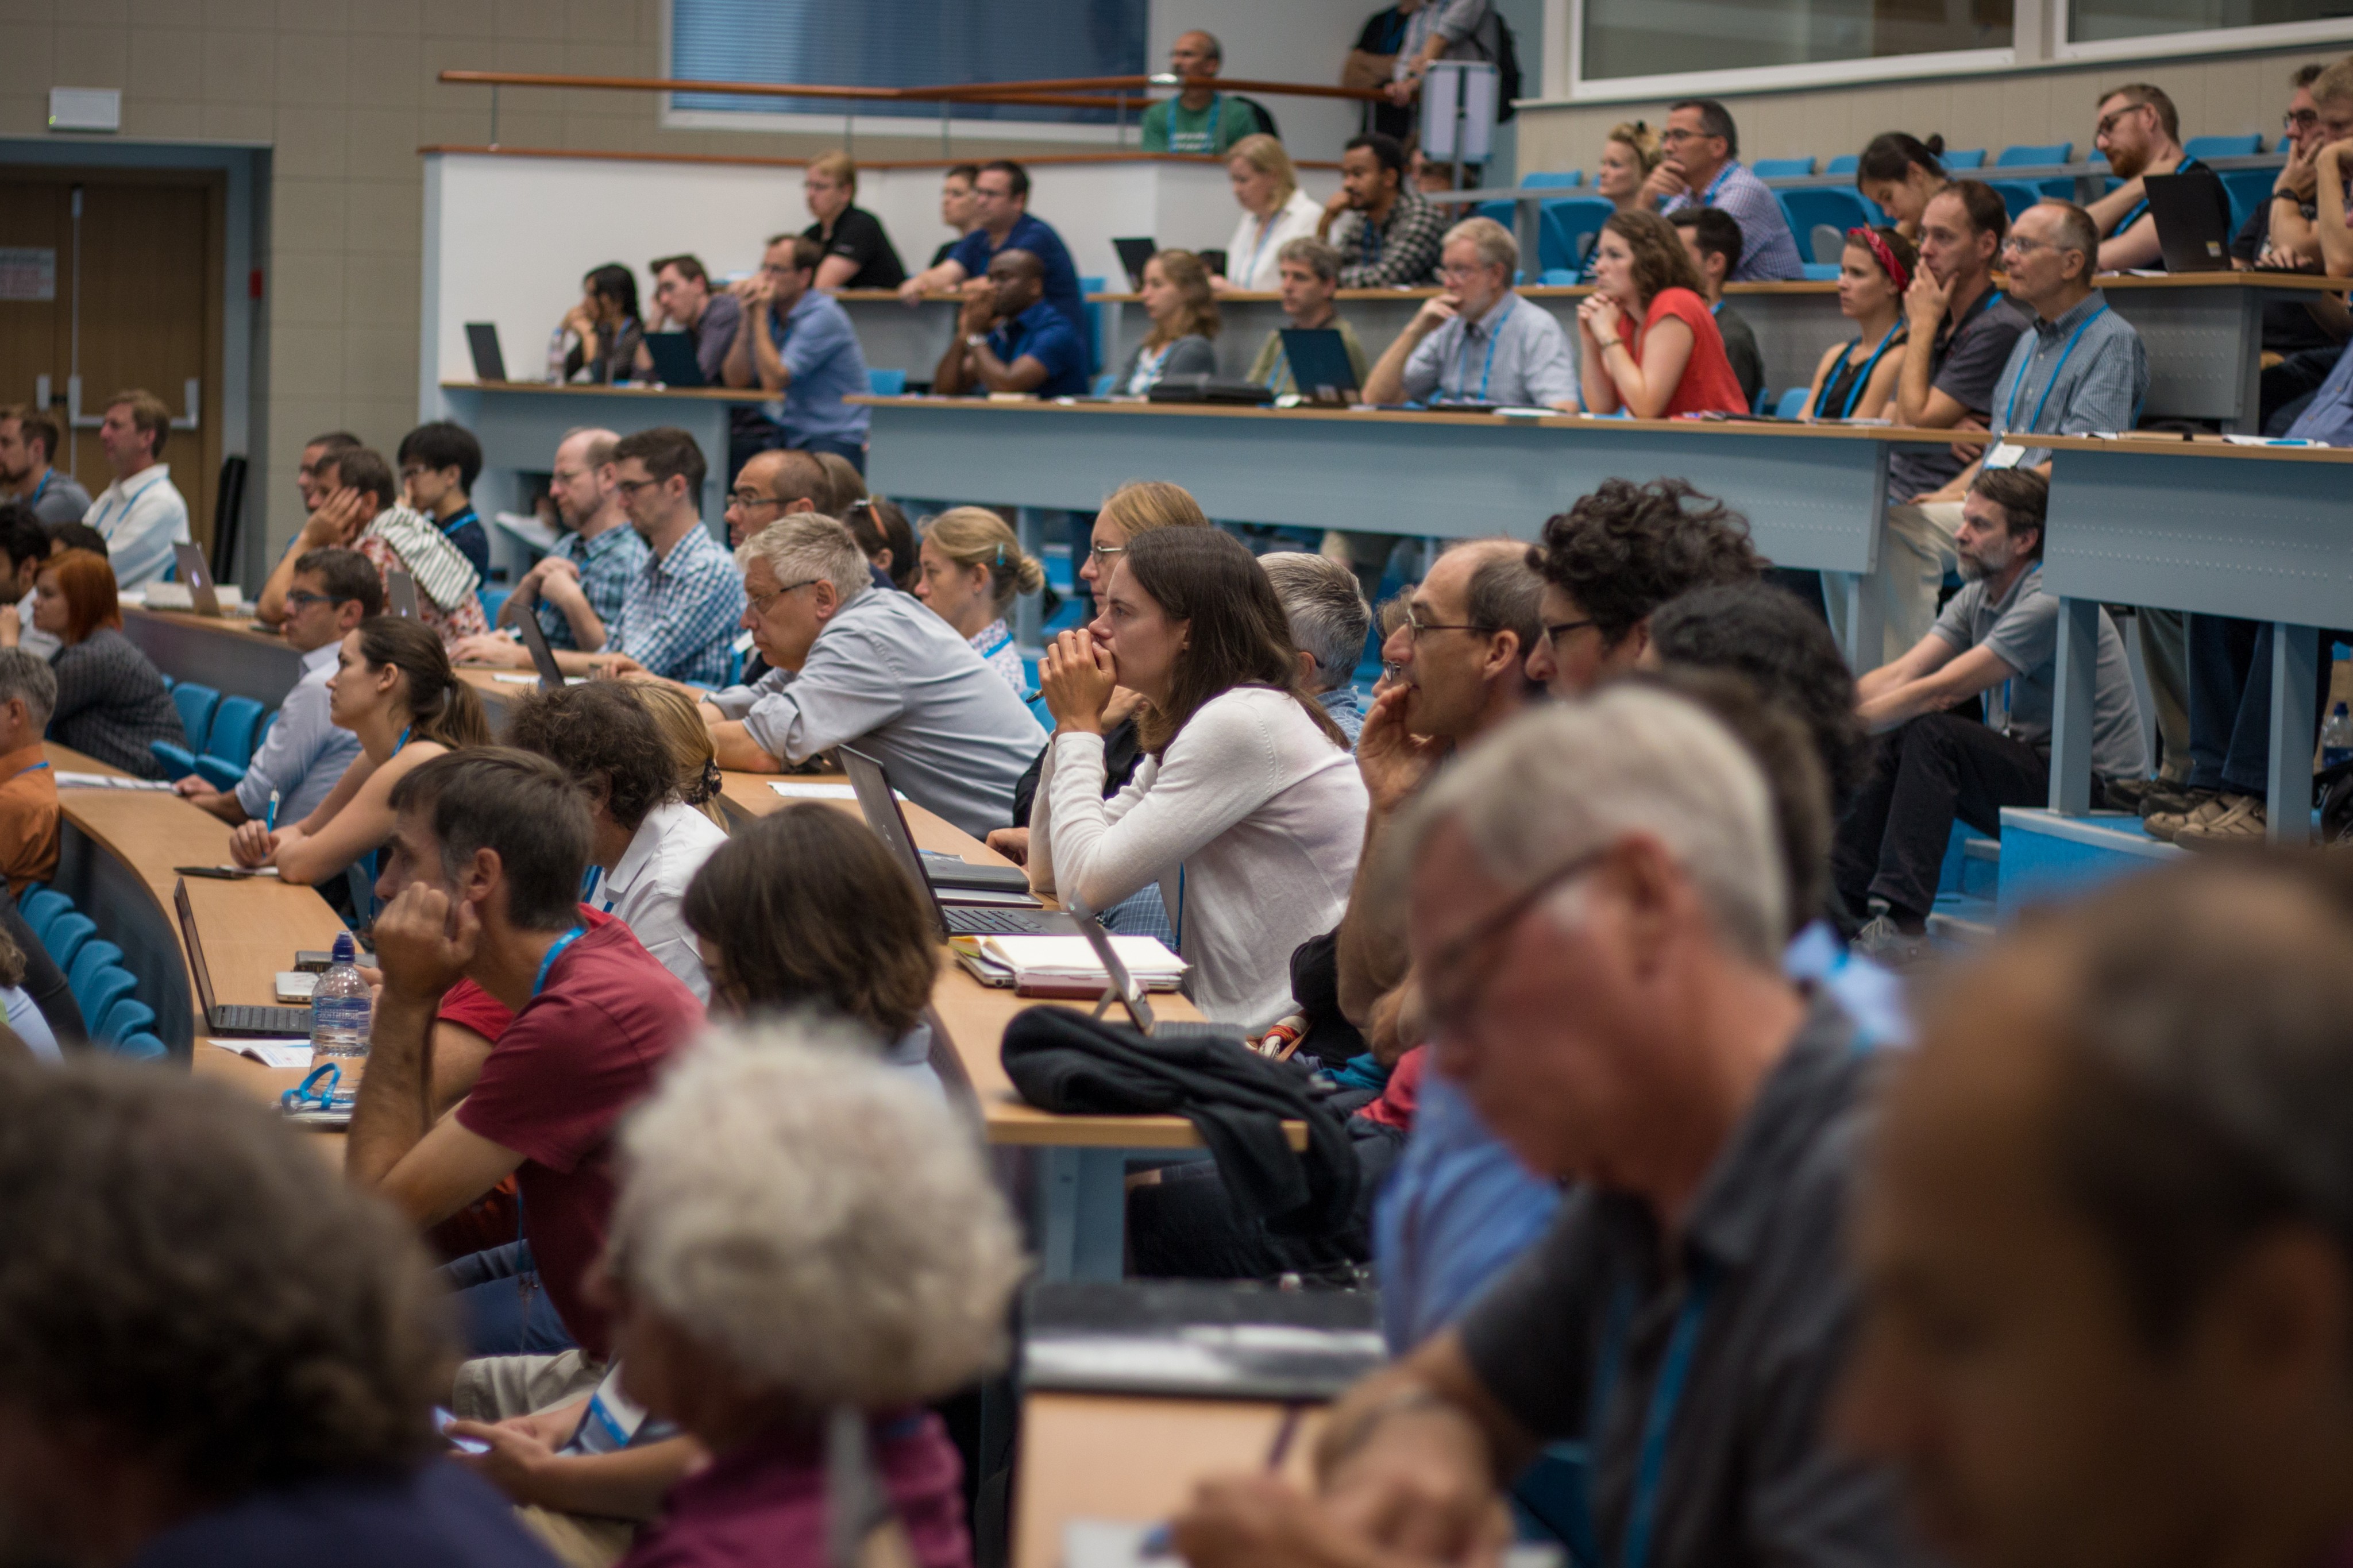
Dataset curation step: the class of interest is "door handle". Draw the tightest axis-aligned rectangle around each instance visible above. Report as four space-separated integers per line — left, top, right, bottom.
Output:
62 376 199 430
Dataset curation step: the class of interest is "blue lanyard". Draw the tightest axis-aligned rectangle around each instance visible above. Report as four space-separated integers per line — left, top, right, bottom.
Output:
1171 93 1223 152
28 470 53 507
2002 304 2107 437
1590 1267 1716 1568
440 505 478 542
1448 298 1513 402
975 623 1014 661
4 759 48 786
533 924 586 998
1699 163 1737 206
1832 322 1904 420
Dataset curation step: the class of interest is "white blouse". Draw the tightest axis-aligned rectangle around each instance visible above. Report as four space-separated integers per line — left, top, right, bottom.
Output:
1222 189 1326 293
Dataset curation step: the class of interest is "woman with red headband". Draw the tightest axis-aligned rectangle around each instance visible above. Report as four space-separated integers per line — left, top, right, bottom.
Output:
1799 225 1919 422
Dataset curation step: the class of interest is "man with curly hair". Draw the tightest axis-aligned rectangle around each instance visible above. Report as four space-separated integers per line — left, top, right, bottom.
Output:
0 1061 558 1564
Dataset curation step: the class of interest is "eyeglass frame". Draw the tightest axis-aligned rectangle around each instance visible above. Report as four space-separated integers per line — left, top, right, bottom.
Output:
2094 102 2153 141
744 576 823 617
1543 617 1597 647
1419 847 1610 1036
1401 600 1496 641
283 589 346 612
612 475 674 499
2284 108 2322 132
726 488 790 511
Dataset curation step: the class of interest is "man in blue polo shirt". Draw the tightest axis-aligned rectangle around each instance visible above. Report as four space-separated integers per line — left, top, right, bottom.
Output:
932 250 1089 399
720 234 872 471
897 160 1086 342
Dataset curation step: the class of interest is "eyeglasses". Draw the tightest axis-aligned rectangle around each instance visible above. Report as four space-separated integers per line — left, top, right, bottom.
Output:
2285 109 2321 131
1402 601 1493 641
284 590 340 611
2094 104 2148 139
1437 261 1491 281
726 489 788 511
613 477 666 497
745 577 821 616
1089 541 1125 562
2000 234 2058 254
1419 848 1607 1036
1658 126 1708 144
1542 617 1596 647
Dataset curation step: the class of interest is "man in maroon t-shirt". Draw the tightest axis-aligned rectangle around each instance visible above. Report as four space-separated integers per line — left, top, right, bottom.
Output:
345 748 703 1404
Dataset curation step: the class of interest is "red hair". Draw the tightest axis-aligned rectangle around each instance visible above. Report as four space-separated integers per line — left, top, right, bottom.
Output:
43 550 121 644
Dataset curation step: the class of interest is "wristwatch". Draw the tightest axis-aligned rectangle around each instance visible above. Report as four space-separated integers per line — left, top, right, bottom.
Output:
965 333 990 350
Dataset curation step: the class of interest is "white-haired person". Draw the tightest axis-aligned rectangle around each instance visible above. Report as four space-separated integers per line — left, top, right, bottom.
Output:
1257 550 1373 745
603 1025 1024 1568
912 506 1046 695
1361 218 1577 411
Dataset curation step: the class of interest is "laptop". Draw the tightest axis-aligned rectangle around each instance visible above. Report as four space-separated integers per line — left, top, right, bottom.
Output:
465 322 508 383
838 745 1079 937
1279 328 1361 405
175 877 314 1036
2145 169 2235 273
640 330 706 388
171 541 222 616
385 569 419 620
1112 237 1158 292
1069 906 1226 1039
512 587 578 692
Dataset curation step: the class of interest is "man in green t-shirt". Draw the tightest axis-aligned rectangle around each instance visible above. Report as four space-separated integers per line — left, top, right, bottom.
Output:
1139 30 1259 156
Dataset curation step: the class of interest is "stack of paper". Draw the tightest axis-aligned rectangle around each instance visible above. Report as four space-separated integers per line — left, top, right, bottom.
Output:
55 773 173 791
951 933 1186 991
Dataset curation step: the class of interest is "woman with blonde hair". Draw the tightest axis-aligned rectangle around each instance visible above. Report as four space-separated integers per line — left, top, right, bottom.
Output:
1217 134 1322 292
1116 250 1220 396
630 679 728 829
797 149 907 291
1584 121 1664 279
913 507 1045 694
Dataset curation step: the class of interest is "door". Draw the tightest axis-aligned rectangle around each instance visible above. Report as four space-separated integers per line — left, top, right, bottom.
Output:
0 169 225 546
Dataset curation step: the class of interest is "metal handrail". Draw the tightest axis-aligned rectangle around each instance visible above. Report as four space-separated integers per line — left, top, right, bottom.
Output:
435 69 1386 110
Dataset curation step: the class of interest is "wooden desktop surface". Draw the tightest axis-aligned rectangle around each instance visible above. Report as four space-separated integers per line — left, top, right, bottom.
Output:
122 602 290 649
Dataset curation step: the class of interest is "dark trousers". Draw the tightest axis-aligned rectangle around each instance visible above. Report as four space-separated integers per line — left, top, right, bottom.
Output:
438 1241 577 1358
1833 713 2049 920
1126 1117 1405 1283
2263 343 2345 435
2186 617 2337 800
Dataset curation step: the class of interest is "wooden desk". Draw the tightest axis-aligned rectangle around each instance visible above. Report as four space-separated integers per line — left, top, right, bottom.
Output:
1012 1394 1325 1568
120 604 306 708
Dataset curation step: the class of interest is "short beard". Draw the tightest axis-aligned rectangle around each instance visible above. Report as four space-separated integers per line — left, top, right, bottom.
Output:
1955 549 2005 582
2107 144 2150 181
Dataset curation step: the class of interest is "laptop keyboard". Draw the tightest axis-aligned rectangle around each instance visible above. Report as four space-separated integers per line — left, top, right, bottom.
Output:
217 1003 313 1034
945 906 1053 935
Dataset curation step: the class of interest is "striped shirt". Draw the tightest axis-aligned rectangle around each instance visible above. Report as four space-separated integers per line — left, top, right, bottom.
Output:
537 523 650 652
357 504 488 651
608 525 746 688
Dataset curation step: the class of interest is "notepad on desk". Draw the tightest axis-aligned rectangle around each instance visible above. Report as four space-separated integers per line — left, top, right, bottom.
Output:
55 772 174 791
210 1038 313 1069
950 933 1186 991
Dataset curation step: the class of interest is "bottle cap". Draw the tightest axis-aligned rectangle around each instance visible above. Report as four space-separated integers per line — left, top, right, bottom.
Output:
332 931 356 963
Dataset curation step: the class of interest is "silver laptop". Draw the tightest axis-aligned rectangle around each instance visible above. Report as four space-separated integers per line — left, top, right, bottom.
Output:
1066 902 1222 1038
513 586 576 692
175 877 313 1036
838 745 1078 937
171 542 223 616
385 569 419 620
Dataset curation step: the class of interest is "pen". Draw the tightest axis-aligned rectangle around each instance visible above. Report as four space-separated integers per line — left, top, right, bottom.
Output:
1140 1405 1303 1557
265 789 280 832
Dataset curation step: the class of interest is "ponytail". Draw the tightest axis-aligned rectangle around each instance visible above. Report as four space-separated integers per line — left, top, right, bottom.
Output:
355 617 492 751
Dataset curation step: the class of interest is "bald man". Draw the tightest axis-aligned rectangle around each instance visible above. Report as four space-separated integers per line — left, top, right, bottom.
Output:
1140 30 1256 155
1840 853 2353 1568
932 248 1089 398
449 426 647 667
724 448 826 549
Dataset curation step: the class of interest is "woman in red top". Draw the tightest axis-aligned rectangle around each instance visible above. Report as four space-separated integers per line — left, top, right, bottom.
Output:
1575 208 1750 419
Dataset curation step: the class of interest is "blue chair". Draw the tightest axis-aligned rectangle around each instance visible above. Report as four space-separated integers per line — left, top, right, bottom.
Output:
1539 269 1581 286
1778 189 1876 264
1997 141 2073 167
1801 262 1841 280
1536 197 1614 276
1776 387 1811 419
67 940 123 1006
201 695 264 770
170 682 219 751
2185 133 2262 159
1079 275 1105 376
41 912 94 973
2220 168 2274 235
1752 157 1816 178
1985 180 2047 221
76 968 137 1036
18 888 70 948
479 585 512 626
867 368 908 396
97 996 154 1045
1824 154 1860 176
1942 148 1986 169
1521 171 1582 189
113 1031 168 1063
1475 199 1517 230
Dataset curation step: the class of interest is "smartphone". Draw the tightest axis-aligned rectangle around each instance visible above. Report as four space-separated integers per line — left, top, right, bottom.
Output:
433 1406 492 1455
175 865 276 879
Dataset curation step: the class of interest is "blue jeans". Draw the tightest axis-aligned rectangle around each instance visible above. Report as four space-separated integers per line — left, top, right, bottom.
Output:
439 1241 577 1358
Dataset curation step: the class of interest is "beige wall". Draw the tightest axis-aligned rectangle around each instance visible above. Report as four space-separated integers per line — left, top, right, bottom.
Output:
1517 44 2339 179
0 0 1104 558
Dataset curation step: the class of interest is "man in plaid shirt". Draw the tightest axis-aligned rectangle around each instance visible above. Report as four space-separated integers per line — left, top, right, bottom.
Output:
1320 133 1448 288
449 427 650 672
567 428 745 689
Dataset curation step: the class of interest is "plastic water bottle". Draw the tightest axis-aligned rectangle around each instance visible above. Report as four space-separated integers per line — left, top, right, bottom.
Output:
2325 703 2353 770
310 931 371 1103
545 327 571 384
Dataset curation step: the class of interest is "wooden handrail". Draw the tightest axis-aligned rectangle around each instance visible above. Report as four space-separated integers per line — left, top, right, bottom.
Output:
436 68 1386 108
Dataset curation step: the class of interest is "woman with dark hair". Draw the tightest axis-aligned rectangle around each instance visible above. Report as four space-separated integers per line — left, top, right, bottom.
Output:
1116 250 1221 395
1576 208 1749 419
1031 528 1367 1028
1798 225 1917 421
846 495 920 591
507 682 728 1001
0 549 183 777
229 616 491 883
1854 132 1949 241
680 804 947 1095
560 262 645 385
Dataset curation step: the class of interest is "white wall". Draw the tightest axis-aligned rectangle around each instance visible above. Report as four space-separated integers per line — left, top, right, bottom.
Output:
419 152 1340 402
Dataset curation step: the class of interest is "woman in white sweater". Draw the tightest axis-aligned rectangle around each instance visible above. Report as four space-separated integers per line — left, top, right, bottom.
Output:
1031 528 1369 1028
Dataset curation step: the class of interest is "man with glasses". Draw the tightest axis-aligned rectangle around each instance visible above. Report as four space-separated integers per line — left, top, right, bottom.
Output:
175 547 375 829
1172 688 1920 1568
2237 64 2350 431
451 427 649 670
1361 218 1577 410
720 234 872 474
573 427 744 688
1641 98 1804 282
2086 82 2199 273
690 513 1044 836
2311 56 2353 279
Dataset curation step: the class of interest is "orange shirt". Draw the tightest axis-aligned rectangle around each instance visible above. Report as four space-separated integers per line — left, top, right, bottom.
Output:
0 743 59 897
1615 286 1751 418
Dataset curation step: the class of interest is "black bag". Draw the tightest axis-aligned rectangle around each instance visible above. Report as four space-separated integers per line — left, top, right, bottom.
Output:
1001 1006 1360 1238
1490 13 1522 122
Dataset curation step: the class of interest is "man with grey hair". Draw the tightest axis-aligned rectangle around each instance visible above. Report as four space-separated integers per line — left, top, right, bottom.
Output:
696 513 1047 836
1363 217 1577 410
1176 689 1922 1568
1260 551 1372 744
1839 851 2353 1568
0 646 56 894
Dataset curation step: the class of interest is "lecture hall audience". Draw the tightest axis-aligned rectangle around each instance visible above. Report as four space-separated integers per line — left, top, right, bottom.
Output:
1364 217 1578 409
2087 81 2200 272
507 682 728 1002
258 443 489 651
1116 249 1222 394
1664 207 1766 408
1318 132 1448 288
560 263 645 386
396 420 491 583
1143 30 1258 156
912 505 1045 694
1644 98 1806 281
639 254 743 384
1837 468 2144 948
174 546 373 830
0 648 57 895
1246 237 1370 397
1852 132 1950 242
720 234 873 472
901 159 1087 342
1576 209 1752 418
1029 528 1368 1027
229 615 494 886
1175 687 1922 1568
0 548 183 778
1217 134 1326 292
1798 225 1916 420
799 150 907 291
698 513 1046 837
0 403 88 524
931 248 1091 399
86 388 191 588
